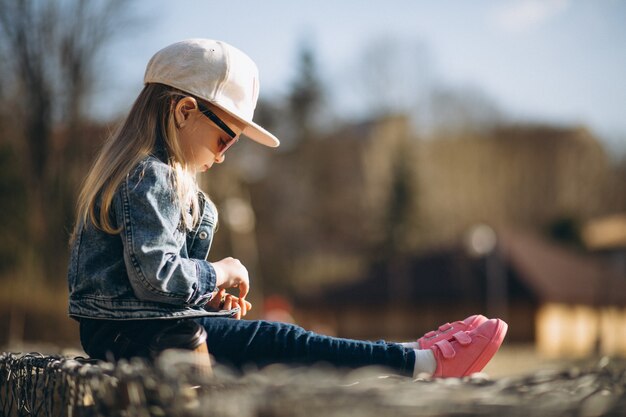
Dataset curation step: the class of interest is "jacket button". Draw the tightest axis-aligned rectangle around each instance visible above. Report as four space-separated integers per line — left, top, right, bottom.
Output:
198 231 208 240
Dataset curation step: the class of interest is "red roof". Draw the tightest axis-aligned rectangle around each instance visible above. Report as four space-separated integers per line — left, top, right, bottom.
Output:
500 229 626 305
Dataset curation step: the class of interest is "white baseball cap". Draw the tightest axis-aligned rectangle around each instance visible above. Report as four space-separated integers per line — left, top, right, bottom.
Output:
144 39 279 148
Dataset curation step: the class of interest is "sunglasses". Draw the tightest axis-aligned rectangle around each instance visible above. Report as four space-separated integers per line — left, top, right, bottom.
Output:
197 102 239 154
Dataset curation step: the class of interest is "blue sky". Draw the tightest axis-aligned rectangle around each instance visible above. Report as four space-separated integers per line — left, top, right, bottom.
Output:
98 0 626 152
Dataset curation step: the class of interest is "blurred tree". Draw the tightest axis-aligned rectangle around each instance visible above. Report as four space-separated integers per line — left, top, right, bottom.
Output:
287 40 325 143
426 85 504 135
355 37 432 117
0 0 133 284
383 141 415 255
252 98 282 148
612 156 626 211
0 144 26 273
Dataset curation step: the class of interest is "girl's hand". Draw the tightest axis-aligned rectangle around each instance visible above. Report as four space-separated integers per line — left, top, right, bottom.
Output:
223 290 253 319
211 257 250 315
206 289 252 319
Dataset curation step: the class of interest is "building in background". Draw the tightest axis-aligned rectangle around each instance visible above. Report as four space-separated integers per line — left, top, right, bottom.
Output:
295 228 626 357
238 114 626 357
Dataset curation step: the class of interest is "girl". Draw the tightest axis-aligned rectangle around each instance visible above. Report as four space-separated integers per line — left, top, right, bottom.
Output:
68 39 507 378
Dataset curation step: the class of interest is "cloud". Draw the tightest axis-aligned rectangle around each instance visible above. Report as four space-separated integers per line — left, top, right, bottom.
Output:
492 0 570 33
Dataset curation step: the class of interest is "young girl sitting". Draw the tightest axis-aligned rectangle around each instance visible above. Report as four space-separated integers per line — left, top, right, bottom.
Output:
68 39 507 378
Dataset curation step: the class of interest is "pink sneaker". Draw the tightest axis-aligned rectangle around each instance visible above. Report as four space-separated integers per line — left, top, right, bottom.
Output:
431 318 508 378
417 315 488 349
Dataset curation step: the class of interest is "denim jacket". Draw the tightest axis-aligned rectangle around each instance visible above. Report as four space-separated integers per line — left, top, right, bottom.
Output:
68 154 236 320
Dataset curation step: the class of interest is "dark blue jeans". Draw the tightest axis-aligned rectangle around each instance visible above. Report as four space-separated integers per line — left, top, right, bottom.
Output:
79 317 415 376
194 317 416 375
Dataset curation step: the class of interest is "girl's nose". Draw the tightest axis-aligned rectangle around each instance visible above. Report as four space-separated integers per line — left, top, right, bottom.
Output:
214 153 225 164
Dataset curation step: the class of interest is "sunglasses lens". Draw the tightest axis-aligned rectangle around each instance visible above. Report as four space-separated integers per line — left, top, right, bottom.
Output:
219 137 237 154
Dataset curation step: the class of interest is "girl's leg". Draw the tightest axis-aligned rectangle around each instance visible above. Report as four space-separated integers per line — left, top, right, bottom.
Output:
194 317 415 376
79 318 177 360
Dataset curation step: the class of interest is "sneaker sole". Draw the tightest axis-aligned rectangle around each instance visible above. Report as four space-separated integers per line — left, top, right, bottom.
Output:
462 319 508 376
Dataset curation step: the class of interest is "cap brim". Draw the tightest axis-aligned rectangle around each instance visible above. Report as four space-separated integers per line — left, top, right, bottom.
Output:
212 102 280 148
242 121 280 148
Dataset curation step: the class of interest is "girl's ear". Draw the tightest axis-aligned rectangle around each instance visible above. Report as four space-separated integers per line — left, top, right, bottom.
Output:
173 97 198 128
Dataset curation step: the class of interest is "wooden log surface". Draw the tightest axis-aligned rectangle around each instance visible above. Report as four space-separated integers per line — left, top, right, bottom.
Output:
1 351 625 417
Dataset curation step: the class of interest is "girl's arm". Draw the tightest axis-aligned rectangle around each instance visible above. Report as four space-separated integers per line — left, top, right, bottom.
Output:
116 160 223 307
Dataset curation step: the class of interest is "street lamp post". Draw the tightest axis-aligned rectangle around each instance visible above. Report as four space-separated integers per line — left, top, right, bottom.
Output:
466 224 508 321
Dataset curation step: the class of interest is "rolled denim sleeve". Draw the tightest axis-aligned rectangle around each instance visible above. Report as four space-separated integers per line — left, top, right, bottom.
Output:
116 159 217 306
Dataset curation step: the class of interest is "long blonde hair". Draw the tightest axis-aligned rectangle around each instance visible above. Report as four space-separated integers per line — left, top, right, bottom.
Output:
74 83 203 237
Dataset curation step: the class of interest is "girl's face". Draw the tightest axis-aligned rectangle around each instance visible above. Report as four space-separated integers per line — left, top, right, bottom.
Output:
175 98 245 172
